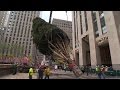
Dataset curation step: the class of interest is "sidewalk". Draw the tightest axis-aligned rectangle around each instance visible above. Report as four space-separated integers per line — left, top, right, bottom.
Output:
51 70 120 79
0 70 120 79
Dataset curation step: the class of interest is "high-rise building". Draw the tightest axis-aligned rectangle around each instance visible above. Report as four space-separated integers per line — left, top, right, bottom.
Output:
0 11 8 43
0 11 9 29
32 44 44 65
72 11 120 70
0 11 8 28
0 27 6 42
3 11 40 58
52 18 72 48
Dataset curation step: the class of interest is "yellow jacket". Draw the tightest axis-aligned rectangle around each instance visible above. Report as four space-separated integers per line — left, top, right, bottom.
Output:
44 68 50 75
29 68 33 76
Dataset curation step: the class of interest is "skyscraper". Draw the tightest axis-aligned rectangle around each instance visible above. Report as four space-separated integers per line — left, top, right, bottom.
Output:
3 11 40 57
0 11 8 43
52 18 72 48
0 11 7 28
72 11 120 70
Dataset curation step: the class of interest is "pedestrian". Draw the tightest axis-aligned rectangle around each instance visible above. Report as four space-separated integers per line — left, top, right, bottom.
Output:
64 64 67 72
44 66 50 79
54 65 57 71
100 65 105 79
12 63 17 75
29 67 33 79
38 67 44 79
36 68 39 79
109 66 113 71
81 65 85 74
96 65 101 79
86 65 89 76
89 66 92 75
105 66 108 72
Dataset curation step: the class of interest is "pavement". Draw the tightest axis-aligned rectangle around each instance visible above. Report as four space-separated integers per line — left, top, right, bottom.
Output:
0 70 120 79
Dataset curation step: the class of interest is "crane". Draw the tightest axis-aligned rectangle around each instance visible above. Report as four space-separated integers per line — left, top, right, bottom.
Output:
49 11 52 24
49 11 68 23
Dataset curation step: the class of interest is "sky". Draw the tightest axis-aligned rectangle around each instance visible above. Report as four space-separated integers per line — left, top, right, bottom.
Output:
41 11 72 23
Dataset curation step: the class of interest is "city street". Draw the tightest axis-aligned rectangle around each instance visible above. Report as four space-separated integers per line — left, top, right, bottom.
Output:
0 70 120 79
0 70 76 79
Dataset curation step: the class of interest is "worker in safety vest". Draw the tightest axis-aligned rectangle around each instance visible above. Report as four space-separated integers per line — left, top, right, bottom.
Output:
29 67 33 79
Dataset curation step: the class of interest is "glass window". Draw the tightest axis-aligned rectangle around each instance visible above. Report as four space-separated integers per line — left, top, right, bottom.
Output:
9 37 11 43
84 11 88 31
100 17 106 28
99 11 103 16
91 11 99 37
80 11 83 34
99 11 106 34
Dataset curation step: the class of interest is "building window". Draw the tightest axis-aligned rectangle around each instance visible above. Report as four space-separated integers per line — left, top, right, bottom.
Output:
17 32 19 37
14 15 16 20
99 11 107 34
9 37 11 43
80 11 83 34
84 11 88 31
29 50 30 54
91 11 99 37
100 17 106 28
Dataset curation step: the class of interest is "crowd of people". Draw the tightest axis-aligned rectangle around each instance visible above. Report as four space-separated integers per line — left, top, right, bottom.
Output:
80 65 113 79
12 61 114 79
28 65 51 79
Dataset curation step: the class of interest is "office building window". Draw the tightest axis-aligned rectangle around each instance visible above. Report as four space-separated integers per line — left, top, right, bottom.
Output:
91 11 99 37
99 11 107 34
80 11 83 34
84 11 88 31
9 37 11 43
14 15 16 20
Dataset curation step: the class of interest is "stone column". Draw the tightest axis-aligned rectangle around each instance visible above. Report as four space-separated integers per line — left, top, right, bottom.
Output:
87 11 101 68
104 11 120 70
72 11 76 60
81 11 86 33
77 11 85 66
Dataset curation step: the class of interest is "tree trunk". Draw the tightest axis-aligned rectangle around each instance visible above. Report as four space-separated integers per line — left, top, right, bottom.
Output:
67 58 82 78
